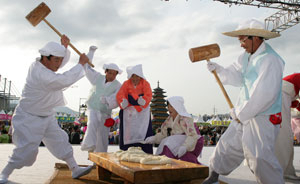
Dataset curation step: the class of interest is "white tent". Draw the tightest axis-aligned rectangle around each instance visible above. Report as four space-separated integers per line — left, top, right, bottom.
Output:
214 116 221 121
207 118 214 124
192 115 198 122
54 106 78 117
196 115 205 123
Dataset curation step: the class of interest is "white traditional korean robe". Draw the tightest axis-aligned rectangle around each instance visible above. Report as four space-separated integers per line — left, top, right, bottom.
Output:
154 115 199 155
81 66 121 152
9 50 86 169
210 42 285 184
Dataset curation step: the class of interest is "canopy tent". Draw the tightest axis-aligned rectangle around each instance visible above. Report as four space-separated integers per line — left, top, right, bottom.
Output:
0 110 6 120
211 116 231 126
0 110 12 120
195 115 210 126
196 115 205 123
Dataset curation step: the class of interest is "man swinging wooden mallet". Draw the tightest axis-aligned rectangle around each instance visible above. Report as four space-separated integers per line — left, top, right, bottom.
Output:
26 2 94 67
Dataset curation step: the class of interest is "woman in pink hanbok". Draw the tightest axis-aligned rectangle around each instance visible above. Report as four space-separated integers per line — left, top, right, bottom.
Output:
144 96 203 164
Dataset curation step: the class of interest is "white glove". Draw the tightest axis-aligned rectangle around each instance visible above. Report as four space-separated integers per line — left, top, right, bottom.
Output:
144 136 156 144
137 96 146 106
100 96 108 104
177 146 187 158
230 108 237 120
207 62 223 73
120 99 128 109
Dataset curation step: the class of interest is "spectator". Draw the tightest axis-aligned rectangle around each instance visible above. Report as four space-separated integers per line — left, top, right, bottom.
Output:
71 125 81 144
0 129 9 143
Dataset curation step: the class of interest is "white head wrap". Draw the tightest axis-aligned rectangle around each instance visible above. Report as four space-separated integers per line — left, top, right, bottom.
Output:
223 18 280 39
39 42 66 57
167 96 191 118
126 64 145 79
103 63 123 74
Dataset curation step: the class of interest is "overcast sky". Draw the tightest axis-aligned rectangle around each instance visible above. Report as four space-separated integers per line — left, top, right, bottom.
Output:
1 0 300 116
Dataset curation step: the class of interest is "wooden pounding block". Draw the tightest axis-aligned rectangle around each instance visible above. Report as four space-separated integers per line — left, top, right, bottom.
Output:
89 152 209 184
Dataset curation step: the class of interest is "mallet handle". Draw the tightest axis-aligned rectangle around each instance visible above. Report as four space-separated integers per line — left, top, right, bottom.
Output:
43 19 94 67
207 59 241 123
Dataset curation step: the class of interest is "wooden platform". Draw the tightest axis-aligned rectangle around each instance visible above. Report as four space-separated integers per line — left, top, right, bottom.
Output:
89 152 209 184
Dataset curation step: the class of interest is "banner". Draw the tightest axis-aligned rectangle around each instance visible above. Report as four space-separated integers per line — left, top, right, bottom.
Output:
56 116 76 123
0 114 7 120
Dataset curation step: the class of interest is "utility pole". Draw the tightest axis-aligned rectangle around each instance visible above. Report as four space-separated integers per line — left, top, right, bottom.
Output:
7 81 11 112
3 78 7 112
213 106 217 115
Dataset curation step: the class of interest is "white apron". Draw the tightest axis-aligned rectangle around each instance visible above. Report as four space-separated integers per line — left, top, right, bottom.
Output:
155 135 186 156
123 106 150 145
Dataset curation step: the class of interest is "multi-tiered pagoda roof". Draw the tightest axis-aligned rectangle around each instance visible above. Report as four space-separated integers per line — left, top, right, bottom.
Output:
151 81 169 126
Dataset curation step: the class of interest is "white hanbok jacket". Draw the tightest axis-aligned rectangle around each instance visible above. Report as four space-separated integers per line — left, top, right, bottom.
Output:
218 42 284 122
153 115 199 152
85 65 121 114
19 51 85 116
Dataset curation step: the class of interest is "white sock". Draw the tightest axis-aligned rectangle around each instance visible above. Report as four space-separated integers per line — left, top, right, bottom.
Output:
65 157 79 171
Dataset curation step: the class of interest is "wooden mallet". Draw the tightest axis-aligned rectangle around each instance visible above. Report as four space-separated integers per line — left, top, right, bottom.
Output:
189 43 240 122
26 2 94 67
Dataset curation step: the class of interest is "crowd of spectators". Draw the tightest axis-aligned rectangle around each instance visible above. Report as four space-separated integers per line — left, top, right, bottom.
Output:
0 122 12 143
60 123 120 145
199 126 227 146
2 120 299 146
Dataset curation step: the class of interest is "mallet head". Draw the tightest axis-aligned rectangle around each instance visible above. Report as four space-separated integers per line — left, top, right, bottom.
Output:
26 2 51 27
189 43 220 62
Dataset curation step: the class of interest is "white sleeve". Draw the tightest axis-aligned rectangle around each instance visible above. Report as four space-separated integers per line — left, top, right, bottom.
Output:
59 49 71 69
154 132 166 144
236 55 284 122
218 54 244 87
106 82 122 109
41 64 85 91
85 65 102 85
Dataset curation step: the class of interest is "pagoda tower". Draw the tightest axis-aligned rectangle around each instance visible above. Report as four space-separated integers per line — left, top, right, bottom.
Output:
150 81 169 130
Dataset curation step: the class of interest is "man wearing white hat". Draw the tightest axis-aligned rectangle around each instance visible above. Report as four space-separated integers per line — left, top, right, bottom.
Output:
203 19 285 184
144 96 204 164
81 46 122 154
0 35 93 184
116 64 153 154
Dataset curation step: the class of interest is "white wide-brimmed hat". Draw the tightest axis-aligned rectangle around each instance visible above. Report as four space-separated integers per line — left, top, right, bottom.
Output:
223 19 280 39
167 96 191 118
126 64 145 79
103 63 123 74
39 42 66 57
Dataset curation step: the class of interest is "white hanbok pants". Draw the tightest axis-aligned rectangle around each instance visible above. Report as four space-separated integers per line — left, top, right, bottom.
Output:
81 109 109 152
210 116 284 184
275 92 297 177
8 106 73 169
